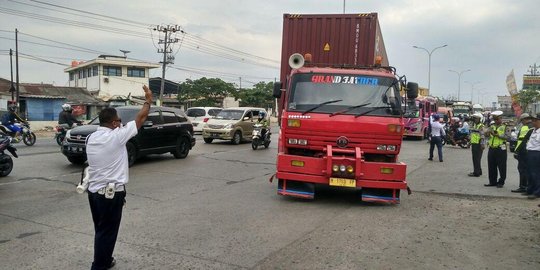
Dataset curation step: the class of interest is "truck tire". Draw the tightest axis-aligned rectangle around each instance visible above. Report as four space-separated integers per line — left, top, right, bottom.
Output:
203 138 213 144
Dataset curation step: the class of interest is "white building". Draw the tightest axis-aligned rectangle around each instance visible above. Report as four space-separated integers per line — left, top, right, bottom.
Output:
64 55 160 99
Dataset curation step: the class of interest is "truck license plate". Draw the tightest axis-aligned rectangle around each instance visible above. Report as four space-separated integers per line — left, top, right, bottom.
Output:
329 178 356 188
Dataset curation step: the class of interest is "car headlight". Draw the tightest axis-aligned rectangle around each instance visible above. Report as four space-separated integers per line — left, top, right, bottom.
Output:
224 123 233 129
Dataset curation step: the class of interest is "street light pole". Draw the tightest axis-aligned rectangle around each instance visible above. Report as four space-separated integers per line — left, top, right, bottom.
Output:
465 81 481 103
412 44 447 92
448 69 471 101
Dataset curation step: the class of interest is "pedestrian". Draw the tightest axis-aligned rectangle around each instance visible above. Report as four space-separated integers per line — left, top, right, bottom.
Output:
525 113 540 199
511 113 533 193
485 111 508 188
468 113 485 177
428 114 445 162
86 85 152 270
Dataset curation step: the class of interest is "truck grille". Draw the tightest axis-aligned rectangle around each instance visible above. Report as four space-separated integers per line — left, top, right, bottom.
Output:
66 134 88 143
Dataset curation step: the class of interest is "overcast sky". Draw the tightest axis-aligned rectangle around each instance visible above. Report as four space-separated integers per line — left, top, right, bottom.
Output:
1 0 539 107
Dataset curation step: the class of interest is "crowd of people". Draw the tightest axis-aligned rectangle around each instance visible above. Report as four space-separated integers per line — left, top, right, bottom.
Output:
428 111 540 201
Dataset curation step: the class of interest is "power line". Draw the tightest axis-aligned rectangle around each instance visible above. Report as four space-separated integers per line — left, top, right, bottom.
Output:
0 36 106 54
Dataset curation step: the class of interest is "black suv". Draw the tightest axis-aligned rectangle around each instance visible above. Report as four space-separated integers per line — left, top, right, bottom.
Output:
61 106 195 166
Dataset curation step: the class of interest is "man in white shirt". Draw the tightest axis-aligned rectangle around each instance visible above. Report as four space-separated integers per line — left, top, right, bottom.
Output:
429 114 446 162
526 113 540 199
86 85 152 270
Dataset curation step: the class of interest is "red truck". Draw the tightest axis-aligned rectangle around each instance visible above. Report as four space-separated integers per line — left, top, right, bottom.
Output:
272 13 417 203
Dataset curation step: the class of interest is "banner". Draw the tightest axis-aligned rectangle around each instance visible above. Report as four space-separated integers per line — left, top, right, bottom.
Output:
506 69 518 95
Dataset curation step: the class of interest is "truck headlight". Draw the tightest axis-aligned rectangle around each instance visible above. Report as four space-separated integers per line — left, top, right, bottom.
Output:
387 145 397 151
377 145 387 151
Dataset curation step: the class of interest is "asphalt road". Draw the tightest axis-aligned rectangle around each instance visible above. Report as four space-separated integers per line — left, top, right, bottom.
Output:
0 131 539 269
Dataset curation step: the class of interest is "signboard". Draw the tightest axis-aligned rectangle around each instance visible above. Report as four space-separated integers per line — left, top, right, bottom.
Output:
506 69 518 95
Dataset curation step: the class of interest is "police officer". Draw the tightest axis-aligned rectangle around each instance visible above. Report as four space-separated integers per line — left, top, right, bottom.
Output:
468 113 485 177
526 113 540 199
511 113 533 193
485 111 508 188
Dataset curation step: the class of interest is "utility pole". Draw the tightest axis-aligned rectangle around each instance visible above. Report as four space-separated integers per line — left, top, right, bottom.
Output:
9 49 15 101
153 24 181 105
239 77 242 91
15 28 20 110
527 63 539 76
343 0 346 13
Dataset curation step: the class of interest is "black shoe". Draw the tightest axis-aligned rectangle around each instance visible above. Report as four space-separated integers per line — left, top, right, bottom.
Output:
439 160 443 162
484 184 497 187
428 158 433 161
497 184 504 188
108 258 116 269
511 188 526 193
468 173 480 177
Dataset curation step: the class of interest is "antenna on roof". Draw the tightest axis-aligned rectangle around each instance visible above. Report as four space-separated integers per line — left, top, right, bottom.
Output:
119 49 131 58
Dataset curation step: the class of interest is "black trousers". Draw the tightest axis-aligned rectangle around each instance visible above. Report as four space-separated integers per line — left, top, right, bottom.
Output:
527 151 540 196
471 143 483 175
88 191 126 270
517 153 528 189
487 147 507 185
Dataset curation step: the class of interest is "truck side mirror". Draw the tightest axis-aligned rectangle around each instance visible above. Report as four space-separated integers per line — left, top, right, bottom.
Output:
406 82 418 99
273 82 283 98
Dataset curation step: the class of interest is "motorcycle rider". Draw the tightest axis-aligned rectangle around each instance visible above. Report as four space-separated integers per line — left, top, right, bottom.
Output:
257 111 269 139
1 104 26 142
58 104 83 128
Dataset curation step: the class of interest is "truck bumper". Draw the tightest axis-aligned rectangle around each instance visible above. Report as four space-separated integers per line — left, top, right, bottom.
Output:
275 146 407 203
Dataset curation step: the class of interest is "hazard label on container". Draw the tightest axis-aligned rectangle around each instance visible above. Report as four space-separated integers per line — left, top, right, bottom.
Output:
323 43 330 51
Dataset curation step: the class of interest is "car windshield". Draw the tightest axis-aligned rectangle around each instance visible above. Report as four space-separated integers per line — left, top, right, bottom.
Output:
88 108 138 125
287 73 401 116
215 110 244 120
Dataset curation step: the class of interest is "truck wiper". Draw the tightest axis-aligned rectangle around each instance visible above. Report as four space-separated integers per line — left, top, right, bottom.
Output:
329 103 371 117
301 99 343 115
354 106 392 118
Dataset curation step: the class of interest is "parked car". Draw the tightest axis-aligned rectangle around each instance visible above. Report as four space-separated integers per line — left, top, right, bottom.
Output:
61 106 195 166
186 107 222 133
202 107 266 144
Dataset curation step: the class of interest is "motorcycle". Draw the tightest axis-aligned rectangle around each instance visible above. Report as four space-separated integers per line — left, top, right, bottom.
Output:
55 123 82 146
442 125 470 148
0 136 18 177
251 123 271 150
0 122 36 146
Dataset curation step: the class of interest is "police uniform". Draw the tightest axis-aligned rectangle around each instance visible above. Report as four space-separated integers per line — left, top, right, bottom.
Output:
469 120 485 177
486 120 507 187
526 114 540 198
513 118 532 192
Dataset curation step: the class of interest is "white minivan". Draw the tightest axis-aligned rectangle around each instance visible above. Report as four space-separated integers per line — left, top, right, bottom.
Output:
186 107 222 133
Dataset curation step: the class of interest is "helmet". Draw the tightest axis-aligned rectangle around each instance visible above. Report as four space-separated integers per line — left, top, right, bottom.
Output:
472 113 483 119
8 104 17 112
62 103 72 111
519 113 530 121
259 111 266 119
491 110 503 117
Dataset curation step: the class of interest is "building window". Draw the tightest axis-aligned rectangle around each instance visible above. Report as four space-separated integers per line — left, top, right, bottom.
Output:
79 70 83 79
83 69 88 78
127 67 145 78
92 66 98 76
103 65 122 76
69 72 74 81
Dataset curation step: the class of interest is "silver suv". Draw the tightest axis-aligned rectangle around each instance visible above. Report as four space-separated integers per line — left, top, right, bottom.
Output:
202 107 266 144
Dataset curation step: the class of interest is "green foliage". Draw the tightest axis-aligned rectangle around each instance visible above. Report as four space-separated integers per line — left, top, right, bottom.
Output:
178 77 236 107
235 81 274 109
517 86 540 110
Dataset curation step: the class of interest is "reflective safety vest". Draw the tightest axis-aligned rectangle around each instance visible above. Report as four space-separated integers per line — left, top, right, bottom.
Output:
516 125 530 150
470 122 484 144
488 124 506 148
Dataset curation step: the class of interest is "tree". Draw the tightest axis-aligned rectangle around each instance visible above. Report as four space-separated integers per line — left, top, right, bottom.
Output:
235 81 274 109
178 77 236 107
517 86 540 112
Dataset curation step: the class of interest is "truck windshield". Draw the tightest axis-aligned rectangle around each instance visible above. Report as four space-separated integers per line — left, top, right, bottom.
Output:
403 109 419 118
288 73 401 116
